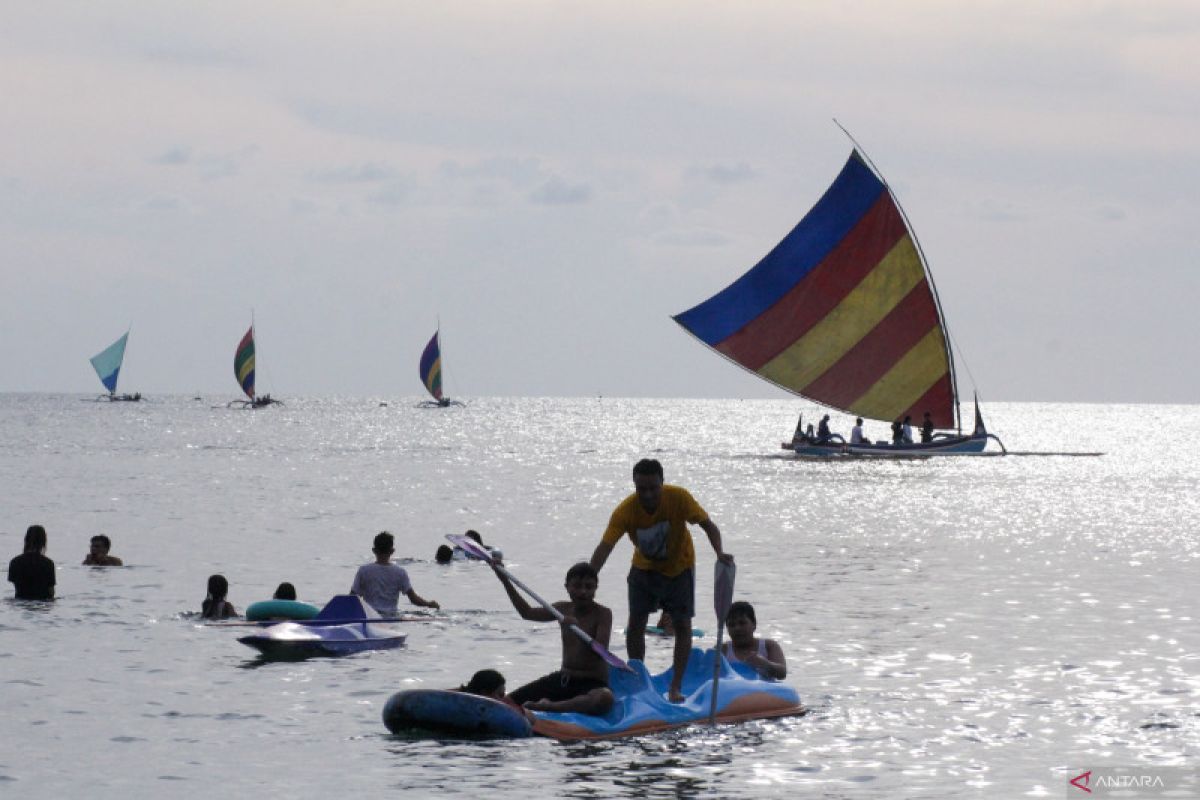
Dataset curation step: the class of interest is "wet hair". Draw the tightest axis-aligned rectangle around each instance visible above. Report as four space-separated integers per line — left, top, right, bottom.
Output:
273 582 297 601
565 562 599 583
202 574 229 618
90 534 112 551
435 545 454 564
372 531 394 553
632 459 664 480
726 601 756 626
465 530 483 545
24 525 47 552
459 669 506 696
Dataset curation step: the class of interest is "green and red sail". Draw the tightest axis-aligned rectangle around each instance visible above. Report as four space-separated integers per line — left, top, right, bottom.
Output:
234 326 256 400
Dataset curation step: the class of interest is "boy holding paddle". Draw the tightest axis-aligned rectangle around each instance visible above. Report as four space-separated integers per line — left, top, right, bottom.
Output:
490 561 615 715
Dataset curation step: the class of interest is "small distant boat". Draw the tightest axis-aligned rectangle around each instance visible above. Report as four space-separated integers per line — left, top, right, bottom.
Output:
228 323 282 408
88 330 141 402
237 595 406 658
417 328 463 408
673 136 1005 458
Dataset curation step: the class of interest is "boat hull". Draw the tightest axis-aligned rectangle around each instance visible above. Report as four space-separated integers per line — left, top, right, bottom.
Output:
784 433 992 458
382 690 533 739
530 649 803 741
238 621 406 658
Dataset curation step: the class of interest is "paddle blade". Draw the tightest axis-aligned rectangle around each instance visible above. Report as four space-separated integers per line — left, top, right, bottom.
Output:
591 639 634 673
446 533 493 563
714 560 736 623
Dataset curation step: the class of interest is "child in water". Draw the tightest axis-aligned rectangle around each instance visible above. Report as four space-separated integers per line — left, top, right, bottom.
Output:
201 574 238 619
458 669 507 701
721 601 786 679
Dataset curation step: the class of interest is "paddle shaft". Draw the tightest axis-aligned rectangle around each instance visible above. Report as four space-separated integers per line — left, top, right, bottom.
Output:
709 560 736 724
448 534 632 672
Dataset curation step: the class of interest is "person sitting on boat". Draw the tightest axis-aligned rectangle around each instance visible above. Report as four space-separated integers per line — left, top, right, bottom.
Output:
490 561 615 715
920 411 934 443
722 601 787 680
82 534 123 566
890 418 903 445
850 418 870 445
201 574 237 619
816 415 834 444
902 415 915 444
458 669 507 701
351 531 440 616
273 582 297 601
8 524 55 601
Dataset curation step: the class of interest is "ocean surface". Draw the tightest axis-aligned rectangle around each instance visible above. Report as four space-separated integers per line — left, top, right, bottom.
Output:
1 394 1196 799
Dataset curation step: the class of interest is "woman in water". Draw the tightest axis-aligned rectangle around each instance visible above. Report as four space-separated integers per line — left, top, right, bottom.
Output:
201 574 238 619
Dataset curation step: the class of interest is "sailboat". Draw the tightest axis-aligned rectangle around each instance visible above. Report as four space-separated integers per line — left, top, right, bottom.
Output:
417 329 463 407
673 144 1005 457
229 323 282 408
89 330 141 402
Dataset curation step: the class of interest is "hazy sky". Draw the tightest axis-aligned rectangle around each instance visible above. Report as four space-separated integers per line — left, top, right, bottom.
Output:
2 2 1197 402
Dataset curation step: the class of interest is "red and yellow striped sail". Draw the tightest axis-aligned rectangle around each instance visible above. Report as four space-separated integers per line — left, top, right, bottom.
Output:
673 151 956 429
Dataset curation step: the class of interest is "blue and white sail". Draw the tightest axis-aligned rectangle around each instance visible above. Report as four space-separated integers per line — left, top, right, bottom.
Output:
90 332 129 394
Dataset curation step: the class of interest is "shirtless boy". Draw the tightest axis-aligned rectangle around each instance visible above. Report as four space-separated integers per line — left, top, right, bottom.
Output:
491 561 615 715
83 535 123 566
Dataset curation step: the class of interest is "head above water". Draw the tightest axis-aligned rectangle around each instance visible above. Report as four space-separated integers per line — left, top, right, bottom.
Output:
25 524 47 553
90 534 112 553
435 545 454 564
461 668 506 698
207 574 229 601
273 582 297 601
372 531 395 554
465 530 483 545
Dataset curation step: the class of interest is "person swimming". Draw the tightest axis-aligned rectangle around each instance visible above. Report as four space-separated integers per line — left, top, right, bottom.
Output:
458 669 507 700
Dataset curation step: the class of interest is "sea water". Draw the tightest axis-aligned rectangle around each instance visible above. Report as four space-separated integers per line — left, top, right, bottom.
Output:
0 395 1196 799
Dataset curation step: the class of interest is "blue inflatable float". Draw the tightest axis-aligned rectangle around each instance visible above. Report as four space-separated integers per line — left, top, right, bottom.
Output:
381 648 803 741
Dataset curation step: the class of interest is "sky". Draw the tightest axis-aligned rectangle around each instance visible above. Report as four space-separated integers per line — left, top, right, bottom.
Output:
2 2 1197 402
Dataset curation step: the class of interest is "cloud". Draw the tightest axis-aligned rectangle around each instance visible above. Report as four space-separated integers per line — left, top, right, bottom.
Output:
529 176 591 205
653 227 730 247
151 146 192 165
307 162 399 183
687 162 756 185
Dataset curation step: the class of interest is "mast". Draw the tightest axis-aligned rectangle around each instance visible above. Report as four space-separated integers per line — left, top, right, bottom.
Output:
833 120 962 432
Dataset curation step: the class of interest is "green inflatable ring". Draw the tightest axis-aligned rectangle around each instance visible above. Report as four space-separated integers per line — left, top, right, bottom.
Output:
245 599 321 621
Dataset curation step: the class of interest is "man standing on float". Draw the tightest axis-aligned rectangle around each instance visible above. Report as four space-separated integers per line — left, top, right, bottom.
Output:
589 459 734 703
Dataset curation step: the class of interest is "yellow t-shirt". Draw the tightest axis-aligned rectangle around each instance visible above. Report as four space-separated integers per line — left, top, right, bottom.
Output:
601 485 710 577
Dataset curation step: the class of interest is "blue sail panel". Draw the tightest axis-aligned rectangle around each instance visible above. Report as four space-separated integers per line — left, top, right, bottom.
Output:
673 153 885 346
90 332 129 394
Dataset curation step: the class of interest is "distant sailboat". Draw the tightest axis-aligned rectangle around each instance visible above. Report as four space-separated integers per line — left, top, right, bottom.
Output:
89 330 141 402
229 323 282 408
673 141 1005 457
417 329 463 407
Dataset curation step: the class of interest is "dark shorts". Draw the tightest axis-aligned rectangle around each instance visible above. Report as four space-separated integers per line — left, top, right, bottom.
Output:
627 566 694 621
509 670 608 706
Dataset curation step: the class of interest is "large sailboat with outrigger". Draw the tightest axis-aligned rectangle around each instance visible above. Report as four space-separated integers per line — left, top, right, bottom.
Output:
673 132 1005 457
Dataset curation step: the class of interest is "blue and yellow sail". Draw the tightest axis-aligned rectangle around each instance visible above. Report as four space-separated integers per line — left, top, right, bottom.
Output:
673 151 957 429
90 332 129 394
234 326 255 400
419 331 443 402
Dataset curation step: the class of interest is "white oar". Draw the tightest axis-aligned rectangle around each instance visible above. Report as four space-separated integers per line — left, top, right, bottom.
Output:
709 559 737 724
447 534 634 673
